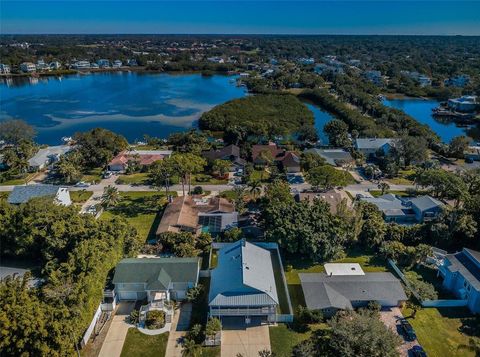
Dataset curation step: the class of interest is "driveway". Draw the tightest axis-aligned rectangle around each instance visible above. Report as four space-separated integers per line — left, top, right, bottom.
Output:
98 302 135 357
221 318 271 357
165 303 192 357
379 307 418 357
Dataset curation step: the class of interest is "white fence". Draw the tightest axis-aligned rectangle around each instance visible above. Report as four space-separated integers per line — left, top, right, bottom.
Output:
81 304 102 347
275 314 294 323
422 300 468 308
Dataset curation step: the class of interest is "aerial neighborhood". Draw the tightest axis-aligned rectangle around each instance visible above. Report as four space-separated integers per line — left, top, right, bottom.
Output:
1 33 480 357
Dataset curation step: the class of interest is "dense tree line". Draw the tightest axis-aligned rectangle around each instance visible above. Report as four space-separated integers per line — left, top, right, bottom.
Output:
0 198 139 356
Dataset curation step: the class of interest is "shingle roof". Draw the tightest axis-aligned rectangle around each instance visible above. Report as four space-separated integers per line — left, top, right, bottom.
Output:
209 240 279 307
355 138 395 150
409 195 443 212
280 151 300 167
8 185 61 204
296 189 352 214
251 143 284 162
112 257 200 289
305 148 353 166
299 272 407 310
202 145 240 161
28 145 73 167
445 249 480 290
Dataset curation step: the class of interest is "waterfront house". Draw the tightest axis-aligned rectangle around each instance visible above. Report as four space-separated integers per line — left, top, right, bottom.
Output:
201 144 246 169
300 271 407 317
251 143 285 165
113 257 201 301
438 248 480 314
28 145 74 171
156 195 238 236
112 60 123 68
297 57 315 65
8 185 72 206
127 59 138 66
355 138 396 158
0 64 11 74
20 62 36 73
49 61 61 70
305 148 354 167
401 71 432 87
448 95 479 113
108 149 173 172
97 59 110 68
207 56 224 64
296 189 352 214
209 240 279 323
72 60 90 69
360 194 443 223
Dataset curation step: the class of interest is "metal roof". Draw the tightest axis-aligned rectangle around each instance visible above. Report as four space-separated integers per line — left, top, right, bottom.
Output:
409 196 443 212
355 138 395 150
8 185 61 204
299 272 407 310
305 148 353 166
445 249 480 290
112 257 200 289
28 145 73 167
209 240 278 307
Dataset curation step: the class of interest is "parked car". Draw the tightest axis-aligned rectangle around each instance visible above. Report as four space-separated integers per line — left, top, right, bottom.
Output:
74 181 90 187
400 319 417 341
411 345 427 357
103 171 113 179
86 205 97 215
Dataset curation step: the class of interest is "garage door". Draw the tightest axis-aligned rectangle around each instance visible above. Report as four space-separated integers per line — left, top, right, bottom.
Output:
118 291 138 300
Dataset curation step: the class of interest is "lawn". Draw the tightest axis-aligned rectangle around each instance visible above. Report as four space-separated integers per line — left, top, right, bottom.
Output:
101 191 174 243
70 190 93 204
198 347 221 357
191 174 228 185
370 190 412 198
116 173 151 185
270 250 292 315
120 329 168 357
402 307 480 357
269 323 328 357
249 169 270 182
0 172 37 186
81 168 103 183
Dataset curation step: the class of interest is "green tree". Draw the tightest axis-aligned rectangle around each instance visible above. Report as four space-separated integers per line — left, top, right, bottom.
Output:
300 152 326 172
396 136 428 166
169 153 206 195
0 119 36 145
101 185 120 209
150 159 174 196
205 317 222 338
449 135 470 159
357 202 386 247
377 181 390 195
56 157 81 184
248 180 262 199
306 165 351 190
324 119 350 147
212 159 231 177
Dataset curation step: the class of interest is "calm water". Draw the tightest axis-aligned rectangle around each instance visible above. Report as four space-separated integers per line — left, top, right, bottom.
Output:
382 98 480 143
0 72 247 144
305 102 333 144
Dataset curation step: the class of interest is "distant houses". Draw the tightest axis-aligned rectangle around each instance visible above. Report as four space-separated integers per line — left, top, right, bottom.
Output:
447 95 479 113
8 185 72 206
360 194 443 224
156 195 238 236
444 74 470 88
438 248 480 314
201 144 246 169
107 149 173 172
354 138 396 158
28 145 74 171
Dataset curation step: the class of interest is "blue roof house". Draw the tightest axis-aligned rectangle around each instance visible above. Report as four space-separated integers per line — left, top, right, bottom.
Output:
438 248 480 314
209 240 279 324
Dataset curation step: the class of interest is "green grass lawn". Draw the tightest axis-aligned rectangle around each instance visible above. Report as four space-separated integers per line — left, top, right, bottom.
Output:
402 307 480 357
0 172 37 186
116 173 151 185
269 323 328 357
270 251 291 314
101 191 174 243
81 168 103 183
70 190 93 204
191 174 228 185
120 329 168 357
198 347 221 357
249 169 270 182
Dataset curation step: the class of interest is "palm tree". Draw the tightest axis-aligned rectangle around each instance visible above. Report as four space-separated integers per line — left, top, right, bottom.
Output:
101 185 120 208
378 181 390 195
181 338 200 357
248 180 262 199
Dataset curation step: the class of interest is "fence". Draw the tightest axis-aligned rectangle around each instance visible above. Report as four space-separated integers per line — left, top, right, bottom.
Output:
81 303 102 347
275 314 294 323
388 259 423 302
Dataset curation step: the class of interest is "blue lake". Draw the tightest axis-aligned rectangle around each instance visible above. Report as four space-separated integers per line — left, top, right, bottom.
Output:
305 102 333 145
0 72 247 144
382 98 480 143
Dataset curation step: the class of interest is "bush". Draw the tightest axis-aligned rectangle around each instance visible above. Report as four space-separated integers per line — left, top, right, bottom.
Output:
367 301 381 312
192 186 203 194
206 317 222 338
405 271 438 300
145 310 166 329
128 309 139 325
296 305 323 324
186 284 204 302
186 323 203 343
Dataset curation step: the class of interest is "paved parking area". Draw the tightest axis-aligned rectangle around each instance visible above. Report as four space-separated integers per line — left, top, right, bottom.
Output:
221 318 271 357
379 307 418 357
165 303 192 357
98 302 134 357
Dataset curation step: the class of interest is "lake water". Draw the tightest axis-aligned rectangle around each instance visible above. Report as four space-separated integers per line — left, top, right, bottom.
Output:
382 98 480 143
0 72 247 144
305 102 333 145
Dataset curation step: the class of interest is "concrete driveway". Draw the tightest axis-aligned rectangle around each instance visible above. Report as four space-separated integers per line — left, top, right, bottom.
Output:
379 307 418 357
165 303 192 357
221 318 271 357
98 302 135 357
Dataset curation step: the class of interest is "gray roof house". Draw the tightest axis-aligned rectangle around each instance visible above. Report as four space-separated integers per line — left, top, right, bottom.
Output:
209 240 279 323
28 145 73 171
305 148 354 167
300 272 407 317
355 138 396 158
113 257 201 302
360 194 443 223
438 248 480 314
8 185 72 206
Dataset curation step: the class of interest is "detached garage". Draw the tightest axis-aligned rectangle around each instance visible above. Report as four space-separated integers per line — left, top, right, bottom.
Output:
112 257 201 303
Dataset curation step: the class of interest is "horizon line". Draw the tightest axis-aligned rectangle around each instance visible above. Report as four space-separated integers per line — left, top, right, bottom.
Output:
2 33 480 37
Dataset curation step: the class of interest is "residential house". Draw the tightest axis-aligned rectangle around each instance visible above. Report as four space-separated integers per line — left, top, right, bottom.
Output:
97 59 110 68
8 185 72 206
297 57 315 65
448 95 479 113
127 59 138 66
280 151 301 173
0 64 11 74
20 62 36 73
112 257 201 301
36 59 48 71
207 57 224 64
465 145 480 162
156 195 238 236
201 144 246 169
438 248 480 314
300 270 407 317
108 150 173 172
401 71 432 87
72 60 90 69
49 61 61 70
360 194 443 223
112 60 123 68
444 75 470 88
354 138 396 158
364 70 383 85
296 189 352 214
28 145 74 171
305 148 354 167
251 143 284 165
209 240 279 323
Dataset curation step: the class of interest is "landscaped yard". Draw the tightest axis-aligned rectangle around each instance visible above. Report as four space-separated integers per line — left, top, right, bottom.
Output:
120 329 168 357
269 322 328 357
70 190 93 204
249 169 270 182
402 307 480 357
0 172 37 186
101 191 174 243
191 174 228 185
81 168 104 183
116 173 151 185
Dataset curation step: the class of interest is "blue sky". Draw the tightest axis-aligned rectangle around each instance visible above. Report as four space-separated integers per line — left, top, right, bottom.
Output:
1 1 480 35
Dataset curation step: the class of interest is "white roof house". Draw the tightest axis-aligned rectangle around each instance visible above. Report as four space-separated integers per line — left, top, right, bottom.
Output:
8 185 72 206
325 263 365 276
28 145 74 171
